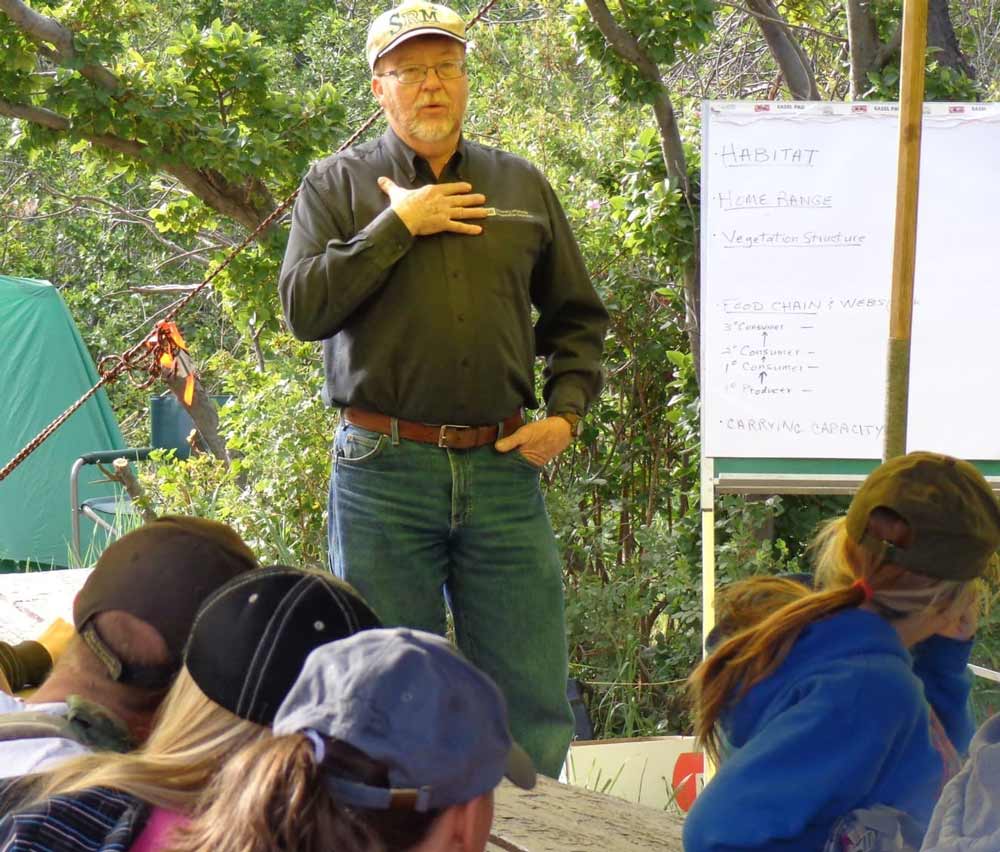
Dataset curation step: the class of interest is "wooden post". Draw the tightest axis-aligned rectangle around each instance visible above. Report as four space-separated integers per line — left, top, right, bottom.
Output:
883 0 928 460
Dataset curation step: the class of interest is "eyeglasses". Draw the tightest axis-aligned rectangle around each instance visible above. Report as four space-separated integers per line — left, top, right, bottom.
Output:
376 60 467 85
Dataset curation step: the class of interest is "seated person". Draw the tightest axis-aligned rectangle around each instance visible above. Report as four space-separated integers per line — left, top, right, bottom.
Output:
0 565 382 849
0 515 257 777
684 452 998 852
921 711 1000 850
170 628 536 852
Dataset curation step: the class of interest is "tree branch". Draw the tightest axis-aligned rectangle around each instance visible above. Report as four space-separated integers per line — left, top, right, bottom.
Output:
718 2 846 43
40 185 207 262
163 163 268 231
1 103 269 231
583 0 660 78
582 0 687 190
743 0 819 99
582 0 701 380
0 0 119 91
873 24 902 70
0 97 69 129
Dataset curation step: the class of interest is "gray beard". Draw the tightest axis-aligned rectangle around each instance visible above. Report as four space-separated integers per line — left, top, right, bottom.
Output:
407 116 457 143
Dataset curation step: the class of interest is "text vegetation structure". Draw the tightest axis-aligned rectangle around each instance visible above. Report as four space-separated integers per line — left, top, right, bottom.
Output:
701 100 1000 460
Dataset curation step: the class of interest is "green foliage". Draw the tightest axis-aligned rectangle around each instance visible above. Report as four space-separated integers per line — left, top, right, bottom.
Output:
149 196 220 235
866 54 981 101
565 494 811 737
605 126 699 277
140 336 331 566
211 235 285 334
193 0 328 45
567 0 715 103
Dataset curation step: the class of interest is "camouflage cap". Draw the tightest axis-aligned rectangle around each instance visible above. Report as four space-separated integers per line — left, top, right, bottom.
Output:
845 451 1000 581
74 515 258 687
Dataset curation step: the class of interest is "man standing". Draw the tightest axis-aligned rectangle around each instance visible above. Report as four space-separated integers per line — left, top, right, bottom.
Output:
278 0 608 776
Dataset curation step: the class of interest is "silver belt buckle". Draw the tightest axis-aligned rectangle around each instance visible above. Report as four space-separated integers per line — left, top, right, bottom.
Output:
438 424 470 448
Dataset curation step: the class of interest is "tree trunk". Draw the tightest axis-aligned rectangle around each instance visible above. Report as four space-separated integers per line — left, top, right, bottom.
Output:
928 0 975 77
161 351 231 464
846 0 882 98
744 0 820 99
584 0 702 382
846 0 973 98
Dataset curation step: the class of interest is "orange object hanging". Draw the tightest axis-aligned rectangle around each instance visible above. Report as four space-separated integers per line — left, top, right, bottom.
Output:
145 320 195 404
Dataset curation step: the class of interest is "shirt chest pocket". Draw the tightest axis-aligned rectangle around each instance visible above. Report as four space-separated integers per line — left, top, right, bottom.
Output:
478 216 547 300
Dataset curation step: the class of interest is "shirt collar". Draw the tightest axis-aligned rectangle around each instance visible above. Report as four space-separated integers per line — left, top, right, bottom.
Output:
381 127 467 182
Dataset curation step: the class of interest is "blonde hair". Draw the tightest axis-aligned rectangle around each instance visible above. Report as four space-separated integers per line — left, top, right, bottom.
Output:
689 514 974 764
13 667 267 811
709 576 811 647
169 734 440 852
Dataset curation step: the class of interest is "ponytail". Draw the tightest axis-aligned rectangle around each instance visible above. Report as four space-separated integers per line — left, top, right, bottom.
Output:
171 734 442 852
169 735 380 852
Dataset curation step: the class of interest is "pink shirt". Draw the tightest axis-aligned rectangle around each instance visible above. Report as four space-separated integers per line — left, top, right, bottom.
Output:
129 806 190 852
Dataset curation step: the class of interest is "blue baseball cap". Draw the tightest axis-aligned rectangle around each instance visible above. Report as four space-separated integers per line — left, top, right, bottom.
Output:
273 628 536 812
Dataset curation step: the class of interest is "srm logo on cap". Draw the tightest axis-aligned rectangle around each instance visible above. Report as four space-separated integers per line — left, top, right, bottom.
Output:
388 7 440 34
366 1 467 69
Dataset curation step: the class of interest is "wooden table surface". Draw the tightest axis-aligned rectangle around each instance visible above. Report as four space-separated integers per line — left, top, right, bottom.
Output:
0 568 89 643
490 776 685 851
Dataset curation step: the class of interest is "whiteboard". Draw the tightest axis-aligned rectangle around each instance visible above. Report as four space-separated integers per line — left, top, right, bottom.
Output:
702 101 1000 460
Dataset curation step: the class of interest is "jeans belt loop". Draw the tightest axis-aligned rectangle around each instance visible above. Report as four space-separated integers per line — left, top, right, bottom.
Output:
390 417 400 446
497 418 506 440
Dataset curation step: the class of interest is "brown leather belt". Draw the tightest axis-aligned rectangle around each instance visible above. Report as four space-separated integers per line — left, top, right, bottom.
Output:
343 407 524 450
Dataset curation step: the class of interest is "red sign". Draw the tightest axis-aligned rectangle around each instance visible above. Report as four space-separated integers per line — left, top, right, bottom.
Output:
671 752 704 812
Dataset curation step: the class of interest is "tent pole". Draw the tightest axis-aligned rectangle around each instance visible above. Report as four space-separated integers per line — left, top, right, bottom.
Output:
883 0 928 461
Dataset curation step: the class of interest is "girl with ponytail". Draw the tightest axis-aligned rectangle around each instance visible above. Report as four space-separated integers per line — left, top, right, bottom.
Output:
684 452 1000 852
168 629 536 852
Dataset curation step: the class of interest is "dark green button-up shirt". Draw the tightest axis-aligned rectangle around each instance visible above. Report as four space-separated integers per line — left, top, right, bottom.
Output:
278 128 608 426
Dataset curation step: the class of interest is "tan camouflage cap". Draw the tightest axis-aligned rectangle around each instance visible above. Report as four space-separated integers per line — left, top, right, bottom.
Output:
366 1 466 69
846 451 1000 581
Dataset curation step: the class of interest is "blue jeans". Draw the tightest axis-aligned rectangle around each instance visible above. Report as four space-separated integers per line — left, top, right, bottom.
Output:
329 421 574 777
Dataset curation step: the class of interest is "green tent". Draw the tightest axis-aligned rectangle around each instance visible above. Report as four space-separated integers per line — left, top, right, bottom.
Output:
1 275 125 568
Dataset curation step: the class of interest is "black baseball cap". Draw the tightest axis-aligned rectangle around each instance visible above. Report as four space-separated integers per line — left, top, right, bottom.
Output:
74 515 259 688
184 566 382 725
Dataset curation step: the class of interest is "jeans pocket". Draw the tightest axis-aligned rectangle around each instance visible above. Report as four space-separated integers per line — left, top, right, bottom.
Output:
509 449 544 472
335 424 386 466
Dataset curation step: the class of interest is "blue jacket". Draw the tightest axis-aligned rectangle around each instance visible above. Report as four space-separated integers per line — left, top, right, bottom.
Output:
683 608 974 852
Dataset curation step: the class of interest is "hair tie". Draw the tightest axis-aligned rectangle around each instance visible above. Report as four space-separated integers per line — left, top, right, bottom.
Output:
852 578 874 602
302 728 326 765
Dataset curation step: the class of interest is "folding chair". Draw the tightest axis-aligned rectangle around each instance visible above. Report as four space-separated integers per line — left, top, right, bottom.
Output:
69 393 226 563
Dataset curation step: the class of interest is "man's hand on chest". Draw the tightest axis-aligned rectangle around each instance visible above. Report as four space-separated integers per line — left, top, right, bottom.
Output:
378 176 489 236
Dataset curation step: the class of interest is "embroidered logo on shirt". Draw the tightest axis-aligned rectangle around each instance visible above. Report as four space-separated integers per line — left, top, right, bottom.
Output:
484 208 534 220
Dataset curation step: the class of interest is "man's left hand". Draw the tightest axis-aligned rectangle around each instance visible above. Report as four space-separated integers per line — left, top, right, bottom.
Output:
495 417 572 467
